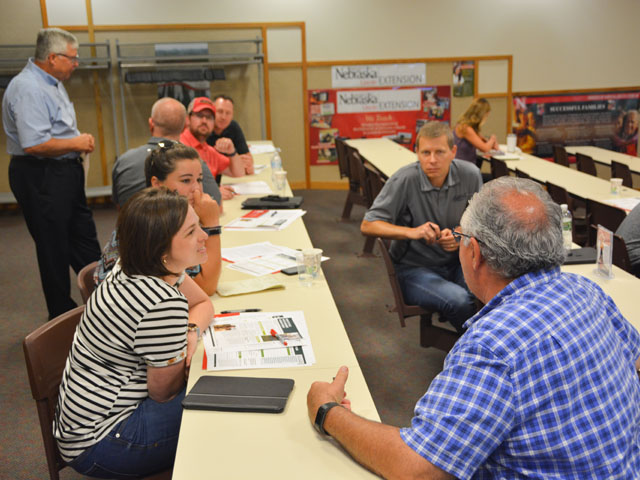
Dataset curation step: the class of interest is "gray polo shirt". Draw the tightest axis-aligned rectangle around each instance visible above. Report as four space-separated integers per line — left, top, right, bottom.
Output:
111 136 221 207
364 159 482 268
616 203 640 269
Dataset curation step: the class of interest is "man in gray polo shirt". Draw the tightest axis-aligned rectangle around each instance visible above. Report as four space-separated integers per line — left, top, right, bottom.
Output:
361 121 481 332
111 97 221 207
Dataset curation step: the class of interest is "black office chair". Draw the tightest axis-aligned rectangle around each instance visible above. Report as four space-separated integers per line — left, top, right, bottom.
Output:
586 199 627 244
576 153 597 177
515 168 531 179
340 145 369 221
360 163 385 256
376 238 459 352
545 181 588 245
611 160 633 188
588 225 633 274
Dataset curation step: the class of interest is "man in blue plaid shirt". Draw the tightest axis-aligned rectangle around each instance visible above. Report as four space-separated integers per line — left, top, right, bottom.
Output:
307 177 640 479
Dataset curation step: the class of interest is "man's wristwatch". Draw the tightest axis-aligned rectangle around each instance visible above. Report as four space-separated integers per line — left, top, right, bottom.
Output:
187 323 201 339
202 226 222 236
314 402 342 436
221 150 237 157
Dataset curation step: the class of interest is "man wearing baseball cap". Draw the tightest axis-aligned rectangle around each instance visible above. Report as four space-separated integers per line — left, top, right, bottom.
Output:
180 97 246 199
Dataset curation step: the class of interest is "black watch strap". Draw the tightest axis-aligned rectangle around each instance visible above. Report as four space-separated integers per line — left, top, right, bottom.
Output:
314 402 342 436
202 226 222 236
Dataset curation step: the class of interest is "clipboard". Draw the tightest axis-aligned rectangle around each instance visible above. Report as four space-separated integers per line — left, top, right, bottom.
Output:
182 375 294 413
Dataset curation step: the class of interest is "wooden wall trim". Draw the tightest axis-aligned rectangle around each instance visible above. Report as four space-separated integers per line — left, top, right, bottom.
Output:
301 23 310 189
39 0 49 27
513 85 640 96
51 21 304 32
307 55 511 67
269 62 303 68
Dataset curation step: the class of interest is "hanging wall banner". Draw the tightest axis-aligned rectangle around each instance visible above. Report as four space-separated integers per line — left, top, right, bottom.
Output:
512 91 640 157
331 63 426 88
309 85 451 165
452 61 475 97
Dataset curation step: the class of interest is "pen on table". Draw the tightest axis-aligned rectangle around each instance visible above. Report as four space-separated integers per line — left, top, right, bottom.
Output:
271 211 277 217
220 308 262 314
270 329 288 346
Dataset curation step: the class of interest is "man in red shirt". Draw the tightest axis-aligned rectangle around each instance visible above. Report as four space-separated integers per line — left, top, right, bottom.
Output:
180 97 246 199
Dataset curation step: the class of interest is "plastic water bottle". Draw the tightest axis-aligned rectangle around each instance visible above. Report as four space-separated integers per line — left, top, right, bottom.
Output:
561 204 572 253
270 148 283 182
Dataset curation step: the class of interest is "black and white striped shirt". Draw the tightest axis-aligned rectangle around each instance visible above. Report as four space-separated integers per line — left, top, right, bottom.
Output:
53 263 188 462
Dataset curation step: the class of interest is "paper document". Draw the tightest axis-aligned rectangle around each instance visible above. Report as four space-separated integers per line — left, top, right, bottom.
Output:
224 210 305 231
222 242 329 277
202 311 315 371
603 197 640 213
226 181 272 195
248 144 277 155
216 276 285 297
252 164 268 174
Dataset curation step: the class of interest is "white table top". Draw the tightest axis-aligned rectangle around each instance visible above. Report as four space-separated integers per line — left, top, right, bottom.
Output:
346 137 416 179
565 145 640 175
172 142 379 479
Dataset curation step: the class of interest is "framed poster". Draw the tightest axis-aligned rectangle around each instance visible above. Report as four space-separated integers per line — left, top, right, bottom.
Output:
308 86 451 165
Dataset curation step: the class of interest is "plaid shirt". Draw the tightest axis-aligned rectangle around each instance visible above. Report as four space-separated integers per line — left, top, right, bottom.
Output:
400 267 640 479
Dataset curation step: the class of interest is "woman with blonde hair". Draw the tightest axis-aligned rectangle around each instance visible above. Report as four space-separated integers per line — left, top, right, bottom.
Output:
453 97 499 164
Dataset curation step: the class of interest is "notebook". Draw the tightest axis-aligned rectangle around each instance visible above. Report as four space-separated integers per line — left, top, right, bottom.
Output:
563 247 597 265
242 195 303 209
182 375 294 413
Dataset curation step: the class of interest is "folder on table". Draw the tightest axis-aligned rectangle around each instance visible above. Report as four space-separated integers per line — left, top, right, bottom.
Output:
563 247 597 265
241 195 303 209
182 375 294 413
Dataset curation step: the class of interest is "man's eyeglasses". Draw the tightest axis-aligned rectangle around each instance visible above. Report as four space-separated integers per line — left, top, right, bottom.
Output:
55 53 80 63
452 230 483 244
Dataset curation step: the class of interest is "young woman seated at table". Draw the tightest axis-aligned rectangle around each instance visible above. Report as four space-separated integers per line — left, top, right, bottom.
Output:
96 141 221 295
453 97 499 164
54 187 214 478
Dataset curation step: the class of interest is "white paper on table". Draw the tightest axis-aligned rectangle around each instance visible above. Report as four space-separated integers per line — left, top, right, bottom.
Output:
248 144 276 155
224 209 305 231
252 164 268 174
221 241 291 263
226 181 273 195
216 276 285 297
202 311 316 371
603 197 640 213
227 255 296 276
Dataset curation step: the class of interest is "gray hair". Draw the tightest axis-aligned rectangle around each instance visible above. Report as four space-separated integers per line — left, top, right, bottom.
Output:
34 28 78 61
416 121 454 149
150 97 187 138
460 177 565 278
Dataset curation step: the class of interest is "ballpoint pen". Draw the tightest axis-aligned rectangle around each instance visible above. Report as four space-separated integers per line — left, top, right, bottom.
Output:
270 329 288 346
220 308 262 314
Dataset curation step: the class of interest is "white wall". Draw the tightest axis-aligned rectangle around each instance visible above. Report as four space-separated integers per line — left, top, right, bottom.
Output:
34 0 640 92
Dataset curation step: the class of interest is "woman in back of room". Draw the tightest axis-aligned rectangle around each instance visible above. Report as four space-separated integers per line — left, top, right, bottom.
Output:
453 97 499 164
54 188 213 478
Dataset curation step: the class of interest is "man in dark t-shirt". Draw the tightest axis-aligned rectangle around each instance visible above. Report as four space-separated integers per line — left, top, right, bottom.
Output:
206 95 254 174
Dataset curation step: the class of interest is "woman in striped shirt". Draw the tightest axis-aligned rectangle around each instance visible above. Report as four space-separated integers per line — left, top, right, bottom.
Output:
54 187 213 478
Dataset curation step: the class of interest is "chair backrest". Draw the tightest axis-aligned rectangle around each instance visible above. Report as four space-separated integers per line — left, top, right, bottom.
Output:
335 137 350 179
362 163 385 207
552 145 570 167
546 181 572 209
576 152 597 176
515 168 531 179
77 260 99 304
490 157 509 178
347 148 366 195
23 305 85 480
588 225 633 273
586 199 627 238
611 160 633 188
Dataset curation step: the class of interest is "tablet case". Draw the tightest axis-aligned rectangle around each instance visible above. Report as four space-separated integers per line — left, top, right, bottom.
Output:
182 375 295 413
241 195 303 209
563 247 597 265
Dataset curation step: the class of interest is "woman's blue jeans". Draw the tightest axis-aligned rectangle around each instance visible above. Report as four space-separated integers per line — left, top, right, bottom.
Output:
68 387 186 479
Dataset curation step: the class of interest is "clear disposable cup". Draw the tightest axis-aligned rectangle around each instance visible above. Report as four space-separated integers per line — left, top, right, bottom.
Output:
296 248 322 287
610 178 622 194
506 133 517 153
274 170 287 194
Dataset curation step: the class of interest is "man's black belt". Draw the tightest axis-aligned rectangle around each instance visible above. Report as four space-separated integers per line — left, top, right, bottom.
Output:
11 154 82 166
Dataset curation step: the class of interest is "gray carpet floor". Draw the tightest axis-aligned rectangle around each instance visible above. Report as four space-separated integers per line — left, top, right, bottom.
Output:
0 190 447 479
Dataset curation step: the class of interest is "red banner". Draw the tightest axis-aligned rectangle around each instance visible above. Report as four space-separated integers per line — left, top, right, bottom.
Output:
309 86 451 165
512 91 640 157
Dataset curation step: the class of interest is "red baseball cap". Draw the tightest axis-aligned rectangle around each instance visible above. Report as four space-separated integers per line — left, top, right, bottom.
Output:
187 97 216 115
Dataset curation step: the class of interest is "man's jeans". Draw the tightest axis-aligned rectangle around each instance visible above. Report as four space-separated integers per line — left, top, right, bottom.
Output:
395 262 476 333
68 387 186 479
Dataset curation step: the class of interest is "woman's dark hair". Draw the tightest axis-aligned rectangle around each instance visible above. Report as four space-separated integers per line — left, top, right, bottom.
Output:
144 140 200 187
116 187 188 277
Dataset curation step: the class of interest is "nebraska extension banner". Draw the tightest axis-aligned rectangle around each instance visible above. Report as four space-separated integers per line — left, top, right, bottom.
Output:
512 91 640 157
309 86 451 165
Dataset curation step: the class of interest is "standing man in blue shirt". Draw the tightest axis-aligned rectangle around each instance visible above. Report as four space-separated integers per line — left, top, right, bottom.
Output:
309 177 640 479
3 28 101 319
